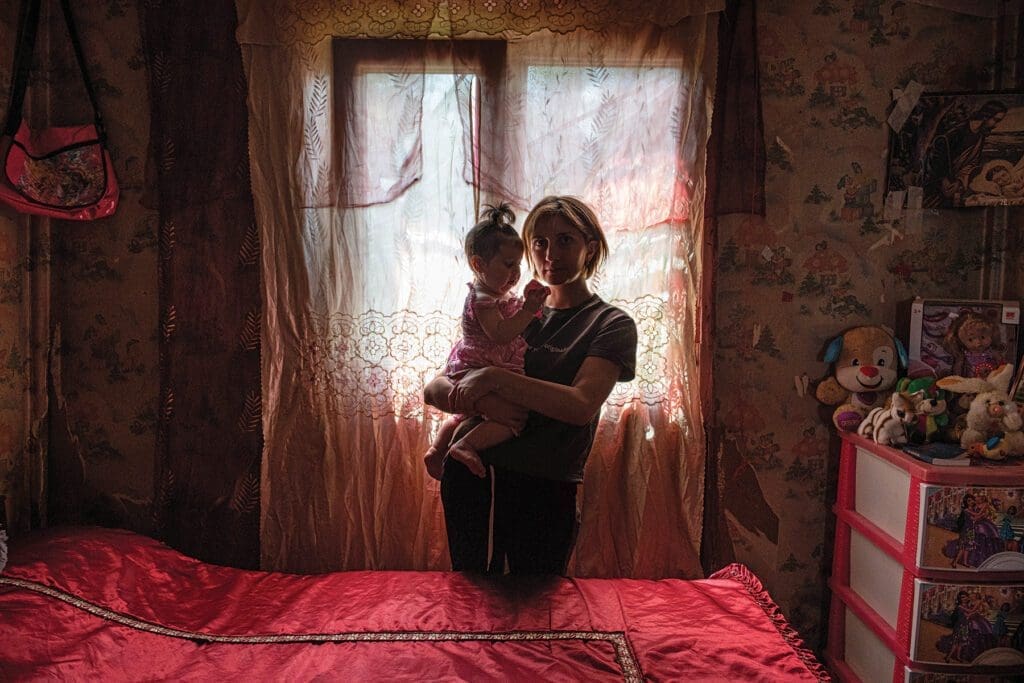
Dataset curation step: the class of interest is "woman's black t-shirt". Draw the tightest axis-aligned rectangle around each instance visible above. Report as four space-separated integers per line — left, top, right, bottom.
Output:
480 293 637 482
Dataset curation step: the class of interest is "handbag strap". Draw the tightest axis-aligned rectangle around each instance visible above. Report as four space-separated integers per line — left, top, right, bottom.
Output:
2 0 107 140
58 0 106 139
2 0 40 136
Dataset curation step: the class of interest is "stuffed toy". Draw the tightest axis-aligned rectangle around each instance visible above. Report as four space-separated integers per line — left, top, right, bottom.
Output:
969 431 1024 460
895 376 949 443
937 364 1024 459
816 325 908 431
857 390 923 446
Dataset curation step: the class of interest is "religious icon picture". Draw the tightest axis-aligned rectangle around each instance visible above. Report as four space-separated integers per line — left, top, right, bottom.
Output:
885 90 1024 208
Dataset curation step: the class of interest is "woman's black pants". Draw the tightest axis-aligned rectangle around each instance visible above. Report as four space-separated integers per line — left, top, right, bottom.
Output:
441 459 578 575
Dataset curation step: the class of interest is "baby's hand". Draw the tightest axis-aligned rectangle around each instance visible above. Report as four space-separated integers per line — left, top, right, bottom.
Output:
523 279 550 313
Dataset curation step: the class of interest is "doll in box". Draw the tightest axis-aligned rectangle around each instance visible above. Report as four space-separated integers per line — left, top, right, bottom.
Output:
943 309 1005 379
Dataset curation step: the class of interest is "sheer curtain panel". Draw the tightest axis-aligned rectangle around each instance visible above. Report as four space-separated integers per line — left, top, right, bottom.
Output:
235 0 720 578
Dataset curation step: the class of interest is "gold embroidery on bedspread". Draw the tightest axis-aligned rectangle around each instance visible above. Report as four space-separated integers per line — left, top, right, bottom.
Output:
0 576 641 682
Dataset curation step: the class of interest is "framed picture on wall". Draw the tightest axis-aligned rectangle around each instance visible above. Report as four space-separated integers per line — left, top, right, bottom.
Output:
885 90 1024 208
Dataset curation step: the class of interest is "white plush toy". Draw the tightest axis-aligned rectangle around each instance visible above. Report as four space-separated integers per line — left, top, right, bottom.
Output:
858 390 923 446
936 364 1023 459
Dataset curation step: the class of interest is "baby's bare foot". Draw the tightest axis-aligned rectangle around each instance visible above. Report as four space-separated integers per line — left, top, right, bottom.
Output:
423 447 444 481
448 442 486 478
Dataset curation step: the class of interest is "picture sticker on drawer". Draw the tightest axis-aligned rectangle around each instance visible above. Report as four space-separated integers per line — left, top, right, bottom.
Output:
913 581 1024 667
920 485 1024 572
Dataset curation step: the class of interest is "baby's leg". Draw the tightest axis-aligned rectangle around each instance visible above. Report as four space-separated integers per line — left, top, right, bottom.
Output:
447 420 516 479
424 417 460 481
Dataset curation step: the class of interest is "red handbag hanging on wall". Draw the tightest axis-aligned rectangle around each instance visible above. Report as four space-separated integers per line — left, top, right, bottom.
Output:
0 0 119 220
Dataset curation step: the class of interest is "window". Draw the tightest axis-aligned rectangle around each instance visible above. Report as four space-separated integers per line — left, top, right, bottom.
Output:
306 38 691 421
245 20 711 575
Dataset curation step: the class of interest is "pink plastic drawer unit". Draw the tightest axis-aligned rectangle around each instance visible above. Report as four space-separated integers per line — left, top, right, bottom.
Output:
827 433 1024 681
835 433 1024 581
826 584 906 683
827 575 1024 680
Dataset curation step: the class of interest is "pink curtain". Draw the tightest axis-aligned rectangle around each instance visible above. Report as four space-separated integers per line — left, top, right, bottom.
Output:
236 1 719 578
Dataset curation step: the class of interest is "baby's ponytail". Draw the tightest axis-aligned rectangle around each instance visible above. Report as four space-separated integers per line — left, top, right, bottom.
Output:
464 202 522 263
481 202 515 229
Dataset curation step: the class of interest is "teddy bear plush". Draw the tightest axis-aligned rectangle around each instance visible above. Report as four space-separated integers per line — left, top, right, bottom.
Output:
816 325 908 432
937 364 1023 459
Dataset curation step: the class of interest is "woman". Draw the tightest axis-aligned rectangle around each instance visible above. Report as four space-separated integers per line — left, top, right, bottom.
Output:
423 195 637 575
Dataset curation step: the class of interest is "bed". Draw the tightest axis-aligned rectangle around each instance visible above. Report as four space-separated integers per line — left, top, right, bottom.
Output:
0 527 828 681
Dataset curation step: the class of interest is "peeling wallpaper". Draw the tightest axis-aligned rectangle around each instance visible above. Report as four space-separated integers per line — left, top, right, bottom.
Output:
0 0 1016 650
0 6 30 532
0 0 157 534
717 0 1009 646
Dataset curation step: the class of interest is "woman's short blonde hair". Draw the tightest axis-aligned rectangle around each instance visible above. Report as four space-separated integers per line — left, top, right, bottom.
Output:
521 195 609 279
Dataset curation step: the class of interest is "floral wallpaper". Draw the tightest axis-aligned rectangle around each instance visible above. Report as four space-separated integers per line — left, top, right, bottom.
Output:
0 10 35 533
0 215 27 534
0 0 1016 654
0 0 157 534
715 0 1008 648
49 1 156 533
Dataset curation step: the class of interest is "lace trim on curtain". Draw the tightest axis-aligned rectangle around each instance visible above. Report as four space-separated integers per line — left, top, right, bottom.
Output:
303 309 459 418
241 1 725 44
303 295 676 418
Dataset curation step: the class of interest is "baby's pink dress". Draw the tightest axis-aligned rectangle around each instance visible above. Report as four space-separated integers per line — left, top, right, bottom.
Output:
445 282 528 381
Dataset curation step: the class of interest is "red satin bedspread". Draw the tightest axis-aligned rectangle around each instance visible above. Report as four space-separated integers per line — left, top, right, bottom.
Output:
0 527 828 681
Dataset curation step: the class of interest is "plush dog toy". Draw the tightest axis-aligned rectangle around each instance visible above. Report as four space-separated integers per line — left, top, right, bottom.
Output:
895 376 949 443
816 325 908 432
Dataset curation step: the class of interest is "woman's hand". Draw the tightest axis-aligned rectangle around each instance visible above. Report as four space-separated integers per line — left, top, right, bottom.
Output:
475 394 528 433
448 367 499 412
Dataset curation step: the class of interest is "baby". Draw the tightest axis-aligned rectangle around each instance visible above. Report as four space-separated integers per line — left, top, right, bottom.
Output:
423 203 549 480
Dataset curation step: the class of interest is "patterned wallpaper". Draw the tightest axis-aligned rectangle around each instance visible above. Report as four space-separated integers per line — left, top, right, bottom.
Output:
44 1 158 533
0 209 26 535
0 0 1013 650
0 8 30 531
717 0 1005 647
0 0 157 534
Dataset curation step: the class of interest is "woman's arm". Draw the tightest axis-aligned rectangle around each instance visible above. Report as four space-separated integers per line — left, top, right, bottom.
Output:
449 357 620 427
423 374 529 431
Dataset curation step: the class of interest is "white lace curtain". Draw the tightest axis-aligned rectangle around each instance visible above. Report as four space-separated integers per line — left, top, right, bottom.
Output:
235 0 719 578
